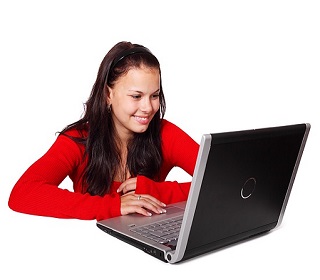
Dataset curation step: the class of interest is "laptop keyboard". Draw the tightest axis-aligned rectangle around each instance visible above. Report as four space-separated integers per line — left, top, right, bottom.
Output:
130 216 183 244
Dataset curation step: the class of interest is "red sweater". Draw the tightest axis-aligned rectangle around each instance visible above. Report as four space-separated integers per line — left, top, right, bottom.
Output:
8 120 199 220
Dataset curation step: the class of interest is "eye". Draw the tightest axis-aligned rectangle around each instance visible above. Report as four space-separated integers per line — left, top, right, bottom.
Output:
131 95 142 100
151 94 160 99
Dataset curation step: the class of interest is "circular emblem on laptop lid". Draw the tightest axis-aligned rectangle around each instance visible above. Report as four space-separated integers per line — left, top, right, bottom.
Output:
241 177 256 199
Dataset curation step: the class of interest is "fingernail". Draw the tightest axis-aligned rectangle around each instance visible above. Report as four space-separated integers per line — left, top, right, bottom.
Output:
147 212 152 216
162 209 167 213
162 203 166 207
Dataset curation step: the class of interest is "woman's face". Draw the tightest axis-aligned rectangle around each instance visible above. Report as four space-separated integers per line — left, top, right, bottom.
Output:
107 65 160 141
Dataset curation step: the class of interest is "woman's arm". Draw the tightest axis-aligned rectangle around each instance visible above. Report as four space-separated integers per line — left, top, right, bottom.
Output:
8 133 121 220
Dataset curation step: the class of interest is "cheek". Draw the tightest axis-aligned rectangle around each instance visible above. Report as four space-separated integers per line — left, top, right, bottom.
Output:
114 104 134 117
152 100 160 111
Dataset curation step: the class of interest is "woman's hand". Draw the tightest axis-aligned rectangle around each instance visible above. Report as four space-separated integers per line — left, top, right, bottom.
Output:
117 177 138 194
120 191 166 216
117 177 166 216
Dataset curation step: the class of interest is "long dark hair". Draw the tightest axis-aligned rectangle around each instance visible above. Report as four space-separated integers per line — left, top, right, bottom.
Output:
60 41 166 196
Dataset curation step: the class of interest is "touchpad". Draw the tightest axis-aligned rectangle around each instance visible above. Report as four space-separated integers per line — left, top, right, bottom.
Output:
165 206 184 215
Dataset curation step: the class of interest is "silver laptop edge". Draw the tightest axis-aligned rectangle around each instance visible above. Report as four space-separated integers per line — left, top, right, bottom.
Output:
165 134 211 263
275 123 310 228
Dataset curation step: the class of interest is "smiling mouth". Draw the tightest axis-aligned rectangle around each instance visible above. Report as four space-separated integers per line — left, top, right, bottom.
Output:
134 116 149 124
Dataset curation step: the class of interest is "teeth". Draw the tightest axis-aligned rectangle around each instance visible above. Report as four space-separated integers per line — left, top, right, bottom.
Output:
135 116 147 121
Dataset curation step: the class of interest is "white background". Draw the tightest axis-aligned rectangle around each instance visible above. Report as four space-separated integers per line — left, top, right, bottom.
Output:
1 0 319 279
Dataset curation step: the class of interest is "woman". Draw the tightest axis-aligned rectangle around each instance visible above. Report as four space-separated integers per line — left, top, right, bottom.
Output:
8 41 199 220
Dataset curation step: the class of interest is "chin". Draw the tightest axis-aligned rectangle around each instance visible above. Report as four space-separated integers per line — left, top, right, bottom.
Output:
132 124 149 134
134 127 148 134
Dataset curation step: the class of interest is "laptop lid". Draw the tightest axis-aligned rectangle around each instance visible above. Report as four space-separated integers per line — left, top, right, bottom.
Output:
169 123 310 263
97 123 310 264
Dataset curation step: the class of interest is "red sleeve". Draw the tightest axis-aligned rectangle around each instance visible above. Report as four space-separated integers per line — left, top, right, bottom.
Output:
135 120 199 204
8 133 121 220
136 176 192 204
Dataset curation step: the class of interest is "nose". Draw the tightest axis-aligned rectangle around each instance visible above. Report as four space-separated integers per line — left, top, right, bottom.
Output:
140 97 152 113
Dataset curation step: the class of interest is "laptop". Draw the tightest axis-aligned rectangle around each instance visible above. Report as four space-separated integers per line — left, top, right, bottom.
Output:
97 123 310 263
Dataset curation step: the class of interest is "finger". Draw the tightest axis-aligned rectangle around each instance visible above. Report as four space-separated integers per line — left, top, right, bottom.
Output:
117 177 137 194
121 195 154 216
121 205 153 217
134 195 167 214
137 194 166 207
124 193 165 210
120 194 166 216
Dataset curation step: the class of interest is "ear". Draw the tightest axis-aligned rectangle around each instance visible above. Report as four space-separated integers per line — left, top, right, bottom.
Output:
106 86 113 106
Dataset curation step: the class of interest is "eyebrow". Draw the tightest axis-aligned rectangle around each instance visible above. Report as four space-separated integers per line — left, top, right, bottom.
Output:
128 89 160 95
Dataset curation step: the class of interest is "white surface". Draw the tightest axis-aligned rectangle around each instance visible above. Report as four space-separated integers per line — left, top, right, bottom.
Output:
1 1 319 279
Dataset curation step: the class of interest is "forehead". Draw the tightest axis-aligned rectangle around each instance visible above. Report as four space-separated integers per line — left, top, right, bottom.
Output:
116 66 160 86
